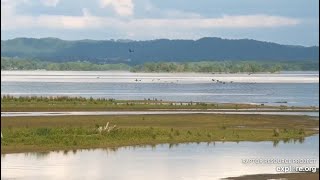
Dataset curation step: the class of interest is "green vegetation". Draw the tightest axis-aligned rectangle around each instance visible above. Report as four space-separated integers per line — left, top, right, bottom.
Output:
1 114 318 153
2 57 318 72
1 57 130 71
2 95 317 112
130 61 319 73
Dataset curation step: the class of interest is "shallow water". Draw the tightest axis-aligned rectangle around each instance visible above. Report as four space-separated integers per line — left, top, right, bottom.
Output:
1 111 319 117
1 71 319 107
1 135 319 180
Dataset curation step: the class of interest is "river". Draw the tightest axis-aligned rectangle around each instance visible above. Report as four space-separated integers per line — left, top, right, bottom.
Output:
1 135 318 180
1 71 319 106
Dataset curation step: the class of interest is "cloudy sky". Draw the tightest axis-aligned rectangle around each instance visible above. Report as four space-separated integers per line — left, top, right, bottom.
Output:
1 0 319 46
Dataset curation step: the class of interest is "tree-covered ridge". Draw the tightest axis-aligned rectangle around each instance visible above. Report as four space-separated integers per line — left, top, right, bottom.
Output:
1 57 318 73
2 37 318 64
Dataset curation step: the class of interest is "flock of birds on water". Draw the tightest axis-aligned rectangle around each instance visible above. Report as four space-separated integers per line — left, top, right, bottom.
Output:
127 48 251 84
94 76 257 84
130 78 240 84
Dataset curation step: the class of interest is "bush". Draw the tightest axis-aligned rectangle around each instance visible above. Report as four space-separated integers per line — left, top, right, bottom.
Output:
298 128 305 135
35 128 51 136
273 128 280 137
152 134 157 139
174 130 180 136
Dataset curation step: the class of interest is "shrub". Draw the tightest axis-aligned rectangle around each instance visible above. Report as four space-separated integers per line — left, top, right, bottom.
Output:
35 128 51 136
174 130 180 136
298 128 305 135
152 134 157 139
273 128 280 137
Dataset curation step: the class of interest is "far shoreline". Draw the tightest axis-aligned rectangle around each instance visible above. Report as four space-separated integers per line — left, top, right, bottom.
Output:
1 70 319 83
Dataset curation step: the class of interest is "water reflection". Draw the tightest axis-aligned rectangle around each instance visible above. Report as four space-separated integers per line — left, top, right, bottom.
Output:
2 135 318 180
169 143 180 149
272 137 306 147
12 137 309 159
24 152 51 160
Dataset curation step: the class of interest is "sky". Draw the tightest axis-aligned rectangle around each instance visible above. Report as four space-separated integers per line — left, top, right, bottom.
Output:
1 0 319 46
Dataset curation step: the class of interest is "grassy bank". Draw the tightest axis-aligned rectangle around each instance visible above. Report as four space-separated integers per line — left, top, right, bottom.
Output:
1 96 318 112
1 114 318 154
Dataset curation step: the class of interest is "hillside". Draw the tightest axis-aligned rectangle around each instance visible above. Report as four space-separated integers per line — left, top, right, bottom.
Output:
1 37 319 65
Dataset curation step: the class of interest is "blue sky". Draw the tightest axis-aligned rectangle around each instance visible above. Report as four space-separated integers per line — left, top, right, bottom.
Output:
1 0 319 46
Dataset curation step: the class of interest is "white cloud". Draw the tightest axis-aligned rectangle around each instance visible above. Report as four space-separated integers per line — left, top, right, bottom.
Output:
100 0 134 17
1 0 301 39
2 8 100 29
164 10 202 19
2 12 300 30
1 0 21 26
42 0 60 7
140 1 202 19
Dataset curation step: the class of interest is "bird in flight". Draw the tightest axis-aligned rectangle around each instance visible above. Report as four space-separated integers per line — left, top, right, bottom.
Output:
129 49 134 53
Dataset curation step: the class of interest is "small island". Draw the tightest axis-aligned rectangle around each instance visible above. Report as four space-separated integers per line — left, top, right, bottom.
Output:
1 96 318 154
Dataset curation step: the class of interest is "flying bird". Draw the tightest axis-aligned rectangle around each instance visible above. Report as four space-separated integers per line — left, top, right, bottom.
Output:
129 49 134 53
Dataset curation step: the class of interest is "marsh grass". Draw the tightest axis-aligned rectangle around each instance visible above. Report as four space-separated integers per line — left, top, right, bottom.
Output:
2 95 315 112
1 114 318 153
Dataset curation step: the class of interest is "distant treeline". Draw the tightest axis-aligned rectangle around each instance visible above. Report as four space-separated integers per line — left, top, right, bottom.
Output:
130 61 319 73
1 57 130 71
1 57 319 73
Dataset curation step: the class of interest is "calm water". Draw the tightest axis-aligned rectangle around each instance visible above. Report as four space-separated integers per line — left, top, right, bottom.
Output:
1 71 319 106
1 135 319 180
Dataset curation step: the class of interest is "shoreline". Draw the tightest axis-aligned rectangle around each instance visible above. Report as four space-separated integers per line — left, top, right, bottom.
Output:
2 96 319 112
2 71 319 83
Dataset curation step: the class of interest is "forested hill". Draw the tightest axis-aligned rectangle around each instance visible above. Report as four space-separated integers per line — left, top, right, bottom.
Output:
1 37 319 64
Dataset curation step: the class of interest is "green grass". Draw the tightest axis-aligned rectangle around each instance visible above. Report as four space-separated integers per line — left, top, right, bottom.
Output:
1 114 318 154
1 96 318 112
